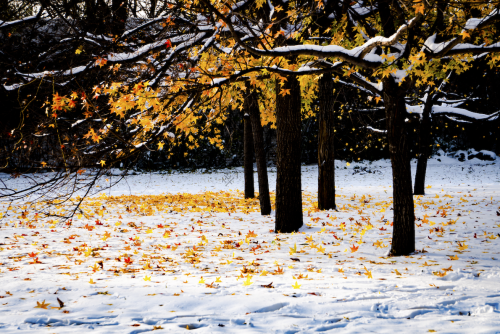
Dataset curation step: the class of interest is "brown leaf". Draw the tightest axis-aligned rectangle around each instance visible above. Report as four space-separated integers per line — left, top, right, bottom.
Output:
261 282 274 288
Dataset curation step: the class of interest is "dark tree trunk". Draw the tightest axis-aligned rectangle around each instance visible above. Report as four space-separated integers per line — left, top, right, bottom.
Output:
275 76 303 233
131 0 137 17
243 111 255 199
112 0 128 36
149 0 157 18
317 73 336 210
0 0 10 21
383 79 415 256
85 0 111 34
414 94 434 195
247 90 271 215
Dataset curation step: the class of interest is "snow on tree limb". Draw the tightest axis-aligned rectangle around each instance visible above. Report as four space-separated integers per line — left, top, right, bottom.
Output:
0 8 45 30
407 104 500 122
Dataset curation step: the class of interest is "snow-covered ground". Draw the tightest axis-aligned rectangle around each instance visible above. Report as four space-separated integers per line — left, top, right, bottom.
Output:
0 156 499 333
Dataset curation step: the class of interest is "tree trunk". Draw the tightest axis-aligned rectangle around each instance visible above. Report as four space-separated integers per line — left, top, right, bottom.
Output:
112 0 128 36
0 0 10 21
149 0 157 18
247 90 271 215
383 80 415 256
85 0 111 34
243 110 255 199
275 76 303 233
317 73 336 210
414 94 433 195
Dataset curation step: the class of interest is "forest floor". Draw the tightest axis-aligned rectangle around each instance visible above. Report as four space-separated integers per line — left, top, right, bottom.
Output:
0 156 499 333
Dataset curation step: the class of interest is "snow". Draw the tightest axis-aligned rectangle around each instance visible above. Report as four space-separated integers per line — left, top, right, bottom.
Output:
18 64 91 79
432 106 499 120
1 157 500 332
365 126 386 133
407 104 499 121
423 34 451 54
3 83 22 91
349 3 376 16
464 9 499 30
424 30 500 55
0 15 40 29
267 0 275 20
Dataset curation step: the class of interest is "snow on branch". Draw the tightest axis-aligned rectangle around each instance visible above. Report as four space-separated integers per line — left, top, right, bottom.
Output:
407 104 499 121
17 63 92 80
107 33 206 63
0 10 44 30
365 126 387 133
425 9 500 57
121 16 170 38
432 106 499 121
357 18 416 59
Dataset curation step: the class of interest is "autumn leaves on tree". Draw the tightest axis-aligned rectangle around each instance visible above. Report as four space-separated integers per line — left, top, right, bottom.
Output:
2 0 500 255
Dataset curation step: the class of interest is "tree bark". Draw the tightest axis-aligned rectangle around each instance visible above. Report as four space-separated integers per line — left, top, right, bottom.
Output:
0 0 10 21
414 94 434 195
112 0 128 36
383 79 415 256
275 76 303 233
317 73 336 210
247 90 271 215
243 110 255 199
149 0 157 18
85 0 111 34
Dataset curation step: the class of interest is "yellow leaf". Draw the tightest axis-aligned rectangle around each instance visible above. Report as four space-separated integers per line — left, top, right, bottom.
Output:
292 281 301 289
414 3 425 15
89 278 95 284
34 300 50 309
144 275 151 281
364 266 373 279
433 271 447 277
215 277 222 283
199 277 205 284
279 88 291 97
460 31 470 39
242 275 253 286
